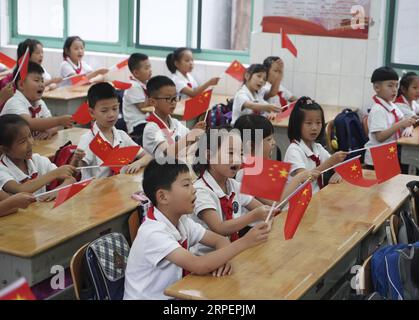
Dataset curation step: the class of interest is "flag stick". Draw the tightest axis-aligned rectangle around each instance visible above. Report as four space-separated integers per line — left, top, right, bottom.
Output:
346 141 397 155
12 48 29 83
62 73 87 81
265 201 277 223
320 155 362 175
76 164 127 170
35 178 94 199
203 109 210 123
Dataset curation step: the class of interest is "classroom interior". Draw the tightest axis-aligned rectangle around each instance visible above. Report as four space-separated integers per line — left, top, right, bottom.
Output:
0 0 418 301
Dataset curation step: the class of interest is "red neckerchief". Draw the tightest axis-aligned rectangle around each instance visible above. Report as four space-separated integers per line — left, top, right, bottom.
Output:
373 96 401 138
187 83 193 88
201 175 238 242
292 141 324 189
129 77 148 97
67 58 82 75
146 113 175 145
277 91 288 107
29 105 42 118
1 159 38 183
147 206 190 277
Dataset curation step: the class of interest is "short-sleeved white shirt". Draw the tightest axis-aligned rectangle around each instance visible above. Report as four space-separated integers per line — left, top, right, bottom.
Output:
59 59 93 78
1 90 52 119
171 70 198 100
262 82 293 106
395 95 419 118
42 67 52 82
123 207 206 300
77 122 141 180
142 114 190 157
364 96 405 165
122 79 149 134
232 85 267 125
284 140 331 194
191 170 254 255
0 153 57 195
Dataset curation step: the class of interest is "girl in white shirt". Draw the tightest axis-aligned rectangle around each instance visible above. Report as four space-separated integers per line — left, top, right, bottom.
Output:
60 36 108 83
395 72 419 117
166 47 219 99
284 97 347 194
231 64 281 125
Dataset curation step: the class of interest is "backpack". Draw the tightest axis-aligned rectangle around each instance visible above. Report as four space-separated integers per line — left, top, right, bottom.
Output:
205 99 233 128
407 181 419 223
48 141 79 190
84 232 130 300
330 109 368 160
371 242 419 300
397 211 419 244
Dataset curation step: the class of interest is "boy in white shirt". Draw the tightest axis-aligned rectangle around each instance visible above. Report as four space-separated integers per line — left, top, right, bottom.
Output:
122 53 154 145
1 62 74 140
364 67 417 167
123 159 270 300
72 83 151 180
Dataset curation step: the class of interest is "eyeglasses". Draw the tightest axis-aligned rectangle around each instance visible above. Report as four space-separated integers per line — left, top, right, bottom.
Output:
154 96 181 104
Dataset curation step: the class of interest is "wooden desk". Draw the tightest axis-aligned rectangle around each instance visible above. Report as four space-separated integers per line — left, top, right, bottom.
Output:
398 127 419 175
272 105 348 160
42 85 90 117
165 173 413 300
32 128 89 158
0 173 143 292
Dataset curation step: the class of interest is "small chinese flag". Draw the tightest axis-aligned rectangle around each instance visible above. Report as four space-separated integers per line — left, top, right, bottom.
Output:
284 181 312 240
0 52 16 69
0 278 36 300
72 101 93 125
370 142 401 183
71 74 90 86
225 60 247 82
116 59 129 70
17 48 30 82
240 156 291 202
282 30 298 58
183 89 213 121
113 80 132 90
53 179 92 208
334 157 378 188
275 101 297 122
102 146 141 174
89 133 114 162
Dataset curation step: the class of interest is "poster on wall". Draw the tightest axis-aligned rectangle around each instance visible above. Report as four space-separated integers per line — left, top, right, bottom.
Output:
262 0 371 39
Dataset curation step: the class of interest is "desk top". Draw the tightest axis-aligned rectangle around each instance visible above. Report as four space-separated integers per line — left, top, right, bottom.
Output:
398 127 419 146
32 128 89 159
0 174 143 257
42 85 90 101
165 173 413 300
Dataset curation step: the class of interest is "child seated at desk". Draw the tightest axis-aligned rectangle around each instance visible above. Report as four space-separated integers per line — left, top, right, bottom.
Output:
73 82 151 180
0 114 77 198
0 190 35 217
123 160 270 300
1 62 74 140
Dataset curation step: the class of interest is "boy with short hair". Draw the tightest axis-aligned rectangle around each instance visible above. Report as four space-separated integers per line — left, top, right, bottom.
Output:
123 160 270 300
1 61 74 139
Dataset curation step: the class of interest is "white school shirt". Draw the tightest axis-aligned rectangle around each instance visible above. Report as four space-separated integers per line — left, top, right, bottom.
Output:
1 90 52 119
190 170 254 256
364 96 405 166
284 140 331 194
123 207 206 300
231 85 268 125
59 59 93 78
142 114 190 158
395 95 419 118
122 79 149 134
42 66 52 82
171 70 199 100
77 122 141 180
262 82 293 106
0 153 57 195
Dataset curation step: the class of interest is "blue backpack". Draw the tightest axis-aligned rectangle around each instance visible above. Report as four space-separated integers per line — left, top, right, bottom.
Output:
371 242 419 300
206 100 233 128
331 109 368 160
84 233 130 300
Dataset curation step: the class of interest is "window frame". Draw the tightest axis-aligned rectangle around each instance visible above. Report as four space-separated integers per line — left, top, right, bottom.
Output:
8 0 253 63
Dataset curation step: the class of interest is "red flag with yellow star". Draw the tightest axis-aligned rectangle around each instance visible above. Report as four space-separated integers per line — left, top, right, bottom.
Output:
0 52 16 69
72 101 93 125
240 156 291 201
183 89 213 121
102 146 141 174
0 278 36 300
89 133 114 162
53 179 93 208
370 142 401 183
334 157 378 187
113 80 132 90
225 60 247 82
284 181 312 240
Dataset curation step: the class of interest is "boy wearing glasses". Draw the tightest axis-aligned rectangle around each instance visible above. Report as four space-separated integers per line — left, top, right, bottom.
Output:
143 76 206 159
73 82 152 179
